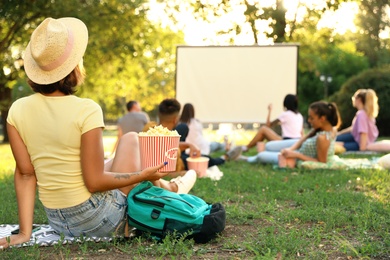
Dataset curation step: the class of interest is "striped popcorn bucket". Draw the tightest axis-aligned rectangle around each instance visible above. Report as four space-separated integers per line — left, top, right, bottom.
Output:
138 135 180 172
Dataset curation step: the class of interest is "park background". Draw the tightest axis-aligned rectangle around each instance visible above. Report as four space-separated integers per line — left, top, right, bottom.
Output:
1 1 390 259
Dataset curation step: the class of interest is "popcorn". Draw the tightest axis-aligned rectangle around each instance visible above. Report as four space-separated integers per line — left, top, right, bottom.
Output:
138 125 180 172
139 125 180 136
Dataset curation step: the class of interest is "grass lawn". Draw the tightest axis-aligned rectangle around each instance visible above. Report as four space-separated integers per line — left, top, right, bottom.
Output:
0 129 390 259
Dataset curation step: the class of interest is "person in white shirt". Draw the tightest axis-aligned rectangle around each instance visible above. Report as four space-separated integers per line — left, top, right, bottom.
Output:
179 103 229 155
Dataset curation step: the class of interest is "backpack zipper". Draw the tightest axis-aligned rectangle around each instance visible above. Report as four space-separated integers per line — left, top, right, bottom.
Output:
134 195 195 208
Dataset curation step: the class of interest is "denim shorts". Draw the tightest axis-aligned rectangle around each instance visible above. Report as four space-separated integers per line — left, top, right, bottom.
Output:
44 189 127 237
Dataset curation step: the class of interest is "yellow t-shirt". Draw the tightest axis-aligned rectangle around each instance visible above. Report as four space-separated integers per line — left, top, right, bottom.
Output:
7 93 104 209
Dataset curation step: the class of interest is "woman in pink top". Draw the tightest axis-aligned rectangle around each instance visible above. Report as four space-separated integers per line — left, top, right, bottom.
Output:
336 89 379 151
242 94 304 152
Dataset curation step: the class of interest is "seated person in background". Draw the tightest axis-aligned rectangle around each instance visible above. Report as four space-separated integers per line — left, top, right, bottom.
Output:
337 89 379 151
179 103 229 155
246 101 341 167
111 100 150 154
242 94 304 152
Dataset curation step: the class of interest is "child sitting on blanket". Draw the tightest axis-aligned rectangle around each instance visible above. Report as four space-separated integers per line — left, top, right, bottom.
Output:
246 101 341 167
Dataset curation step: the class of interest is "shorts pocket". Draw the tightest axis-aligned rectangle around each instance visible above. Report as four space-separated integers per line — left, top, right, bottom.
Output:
80 217 116 237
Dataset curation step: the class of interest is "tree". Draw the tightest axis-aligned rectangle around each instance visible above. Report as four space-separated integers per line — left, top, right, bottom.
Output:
0 0 55 142
355 0 390 67
179 0 349 44
0 0 184 141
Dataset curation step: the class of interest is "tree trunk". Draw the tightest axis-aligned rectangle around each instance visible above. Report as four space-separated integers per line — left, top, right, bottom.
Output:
0 85 11 143
1 109 9 143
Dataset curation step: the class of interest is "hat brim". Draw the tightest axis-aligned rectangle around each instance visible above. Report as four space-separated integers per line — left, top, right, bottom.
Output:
24 17 88 85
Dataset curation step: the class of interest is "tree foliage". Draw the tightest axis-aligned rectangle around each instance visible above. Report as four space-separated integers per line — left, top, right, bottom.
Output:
0 0 56 141
181 0 349 44
355 0 390 67
0 0 184 141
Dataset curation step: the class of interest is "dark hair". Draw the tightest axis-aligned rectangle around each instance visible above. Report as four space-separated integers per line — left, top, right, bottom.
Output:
158 98 181 121
28 65 85 95
309 101 341 129
283 94 298 113
126 100 138 111
179 103 195 124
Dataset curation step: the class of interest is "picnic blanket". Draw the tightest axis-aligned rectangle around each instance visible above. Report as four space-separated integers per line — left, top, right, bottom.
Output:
300 155 383 170
0 224 113 247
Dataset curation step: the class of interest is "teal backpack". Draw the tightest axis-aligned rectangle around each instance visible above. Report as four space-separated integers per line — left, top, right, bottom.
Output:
127 181 226 243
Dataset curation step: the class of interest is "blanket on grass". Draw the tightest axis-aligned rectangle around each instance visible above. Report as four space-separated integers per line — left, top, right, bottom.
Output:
300 155 383 170
0 224 113 247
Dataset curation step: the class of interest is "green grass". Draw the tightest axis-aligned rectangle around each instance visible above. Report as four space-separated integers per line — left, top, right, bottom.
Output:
1 131 390 259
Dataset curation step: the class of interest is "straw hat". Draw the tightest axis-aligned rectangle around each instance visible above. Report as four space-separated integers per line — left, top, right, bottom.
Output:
24 17 88 85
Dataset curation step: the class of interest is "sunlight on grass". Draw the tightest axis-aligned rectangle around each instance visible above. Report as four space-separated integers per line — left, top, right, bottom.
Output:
0 144 15 177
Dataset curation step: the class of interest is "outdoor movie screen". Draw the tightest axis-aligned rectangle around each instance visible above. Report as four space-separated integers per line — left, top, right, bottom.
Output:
175 45 299 123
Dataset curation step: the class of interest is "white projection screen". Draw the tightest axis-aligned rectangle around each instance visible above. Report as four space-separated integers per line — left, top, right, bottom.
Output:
175 45 299 123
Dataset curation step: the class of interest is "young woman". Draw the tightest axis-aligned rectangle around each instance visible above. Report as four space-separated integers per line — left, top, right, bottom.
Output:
336 89 379 151
0 17 195 249
246 101 341 167
242 94 304 152
179 103 227 155
175 102 242 168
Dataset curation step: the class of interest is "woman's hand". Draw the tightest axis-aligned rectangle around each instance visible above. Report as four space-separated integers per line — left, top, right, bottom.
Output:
281 149 300 159
189 144 201 158
0 233 31 250
141 163 170 182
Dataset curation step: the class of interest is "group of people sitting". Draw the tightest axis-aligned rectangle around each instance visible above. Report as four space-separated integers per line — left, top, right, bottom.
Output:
117 88 382 170
240 89 381 168
162 90 381 170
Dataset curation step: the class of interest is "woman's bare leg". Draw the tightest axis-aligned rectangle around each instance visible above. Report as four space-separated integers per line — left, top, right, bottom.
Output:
159 179 178 192
246 126 282 149
108 132 142 195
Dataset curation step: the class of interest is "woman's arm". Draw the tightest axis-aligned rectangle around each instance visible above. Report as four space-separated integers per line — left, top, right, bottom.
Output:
295 132 330 163
315 134 331 163
81 128 168 193
265 104 272 126
284 129 314 151
359 132 368 151
179 141 200 157
0 124 37 248
282 133 330 163
337 126 352 135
